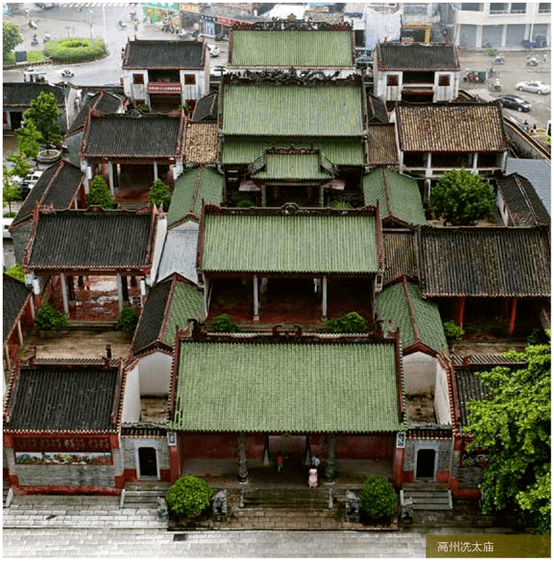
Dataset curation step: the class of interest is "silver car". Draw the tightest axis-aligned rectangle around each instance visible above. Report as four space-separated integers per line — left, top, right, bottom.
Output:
515 81 551 94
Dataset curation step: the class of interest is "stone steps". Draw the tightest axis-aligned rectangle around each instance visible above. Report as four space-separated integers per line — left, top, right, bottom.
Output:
66 320 119 331
122 482 170 508
241 488 331 510
402 485 452 511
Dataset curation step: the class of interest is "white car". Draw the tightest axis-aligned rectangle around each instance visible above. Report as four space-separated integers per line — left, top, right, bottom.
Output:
515 81 551 95
208 45 220 58
61 68 74 78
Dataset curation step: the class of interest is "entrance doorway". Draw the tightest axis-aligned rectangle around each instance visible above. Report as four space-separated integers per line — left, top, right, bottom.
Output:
416 449 436 479
138 447 158 478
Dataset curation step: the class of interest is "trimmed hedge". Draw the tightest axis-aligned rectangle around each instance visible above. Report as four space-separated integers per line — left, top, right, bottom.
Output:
166 476 213 516
44 37 106 63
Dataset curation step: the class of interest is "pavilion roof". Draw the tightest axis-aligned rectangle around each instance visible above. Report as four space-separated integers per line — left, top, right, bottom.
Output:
376 43 460 71
122 39 205 69
3 274 32 346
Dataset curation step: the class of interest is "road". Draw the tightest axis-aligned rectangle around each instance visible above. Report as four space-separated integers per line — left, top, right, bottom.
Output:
3 2 229 87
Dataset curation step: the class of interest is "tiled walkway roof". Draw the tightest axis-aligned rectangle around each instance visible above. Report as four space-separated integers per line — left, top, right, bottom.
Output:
5 363 120 432
3 274 31 345
184 122 219 164
168 167 223 226
367 125 398 165
396 102 507 153
377 279 448 355
24 208 157 272
200 210 379 275
497 173 550 226
419 226 550 297
376 43 459 70
222 84 364 137
122 39 204 69
230 30 354 67
363 169 425 225
168 340 404 433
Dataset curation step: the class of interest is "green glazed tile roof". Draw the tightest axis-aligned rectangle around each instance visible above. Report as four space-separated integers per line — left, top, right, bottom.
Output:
222 85 364 137
363 169 426 225
377 281 448 354
168 341 404 433
168 167 223 225
253 153 333 180
201 215 378 274
222 138 364 166
230 30 354 67
163 282 204 345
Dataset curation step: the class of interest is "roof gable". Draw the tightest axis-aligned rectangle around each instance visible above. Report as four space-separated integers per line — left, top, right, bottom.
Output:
505 157 551 213
122 39 205 69
81 114 183 158
4 362 121 432
24 208 157 272
363 169 425 225
376 43 460 70
419 226 551 297
3 274 31 345
222 84 364 137
168 338 404 433
67 91 123 134
396 102 507 153
199 207 380 275
156 228 199 284
230 30 354 67
252 150 334 181
497 173 550 226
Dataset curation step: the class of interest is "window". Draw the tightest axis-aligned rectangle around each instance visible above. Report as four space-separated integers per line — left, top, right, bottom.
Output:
184 74 196 85
387 74 399 86
133 74 144 84
438 74 451 87
539 3 551 13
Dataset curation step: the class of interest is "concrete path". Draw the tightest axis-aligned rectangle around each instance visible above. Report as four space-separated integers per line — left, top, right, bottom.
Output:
3 528 427 558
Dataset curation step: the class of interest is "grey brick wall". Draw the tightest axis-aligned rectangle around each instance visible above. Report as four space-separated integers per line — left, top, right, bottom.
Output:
121 437 169 475
459 466 484 489
403 439 453 476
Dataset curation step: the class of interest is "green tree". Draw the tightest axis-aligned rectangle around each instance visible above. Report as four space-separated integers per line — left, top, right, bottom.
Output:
3 166 20 212
88 175 113 208
466 338 551 534
326 311 368 333
16 120 43 160
7 153 32 179
3 21 22 59
429 169 495 226
148 178 171 211
166 475 213 516
5 264 25 283
23 92 63 151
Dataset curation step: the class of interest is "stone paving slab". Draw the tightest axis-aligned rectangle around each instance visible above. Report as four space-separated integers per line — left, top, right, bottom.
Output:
3 529 428 558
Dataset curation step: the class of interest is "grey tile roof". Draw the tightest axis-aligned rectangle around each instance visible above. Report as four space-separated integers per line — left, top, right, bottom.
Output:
376 43 460 70
191 92 218 122
13 161 84 227
3 274 31 345
419 226 551 297
67 91 122 134
81 114 182 158
505 157 551 214
5 364 120 432
156 228 199 284
24 208 156 271
382 229 418 286
3 83 65 107
497 173 550 226
122 39 205 69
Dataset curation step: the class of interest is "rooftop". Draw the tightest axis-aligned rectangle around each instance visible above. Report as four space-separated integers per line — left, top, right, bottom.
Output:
396 102 507 153
3 82 65 107
156 228 199 284
183 122 219 164
505 157 551 214
376 43 460 70
122 39 205 69
497 173 550 226
382 229 418 286
367 125 398 165
252 149 334 181
3 274 32 345
168 335 405 433
230 30 354 68
67 91 123 134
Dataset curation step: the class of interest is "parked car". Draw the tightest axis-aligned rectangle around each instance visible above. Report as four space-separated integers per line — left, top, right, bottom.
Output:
3 217 13 239
355 55 373 68
515 81 551 95
497 95 532 112
61 68 74 78
208 45 220 58
19 170 43 199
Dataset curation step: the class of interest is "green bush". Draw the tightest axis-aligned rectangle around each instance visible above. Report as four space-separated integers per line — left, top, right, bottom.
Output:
235 196 255 208
44 37 106 63
486 48 499 58
149 178 171 211
326 311 368 334
35 303 68 330
329 200 352 209
443 320 464 343
88 175 113 208
209 314 239 333
137 103 150 114
166 475 213 516
359 476 397 521
26 50 44 63
3 211 16 218
5 263 25 283
117 307 139 333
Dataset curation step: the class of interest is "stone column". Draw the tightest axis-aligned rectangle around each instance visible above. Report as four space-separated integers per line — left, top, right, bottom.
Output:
153 161 159 181
304 435 312 465
321 276 328 320
425 152 432 179
472 152 478 173
261 185 267 207
116 274 125 312
454 296 466 329
319 185 324 207
253 276 259 321
140 278 147 306
59 273 69 315
202 277 210 320
508 297 518 337
263 435 270 465
238 432 248 483
17 320 24 345
324 434 336 482
108 162 115 195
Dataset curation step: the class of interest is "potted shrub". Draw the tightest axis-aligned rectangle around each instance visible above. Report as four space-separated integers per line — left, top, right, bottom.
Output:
117 306 139 335
359 475 398 525
209 314 239 333
443 320 464 344
35 303 68 337
325 311 368 333
166 475 213 526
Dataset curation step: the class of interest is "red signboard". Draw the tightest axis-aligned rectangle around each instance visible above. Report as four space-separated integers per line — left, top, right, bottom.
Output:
217 16 236 27
13 436 111 453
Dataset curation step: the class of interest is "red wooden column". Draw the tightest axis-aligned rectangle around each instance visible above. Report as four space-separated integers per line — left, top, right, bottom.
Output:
168 433 181 483
454 297 466 329
507 298 518 337
393 443 405 489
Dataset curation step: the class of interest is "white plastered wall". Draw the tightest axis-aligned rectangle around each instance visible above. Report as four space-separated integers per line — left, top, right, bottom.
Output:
122 364 141 422
434 362 451 425
403 351 437 394
138 351 173 396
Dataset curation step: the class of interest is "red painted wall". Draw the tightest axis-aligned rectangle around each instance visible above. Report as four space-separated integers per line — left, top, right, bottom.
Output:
181 432 239 458
336 434 394 458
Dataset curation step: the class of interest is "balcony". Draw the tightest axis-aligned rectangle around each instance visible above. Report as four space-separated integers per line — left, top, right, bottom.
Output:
146 82 182 95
